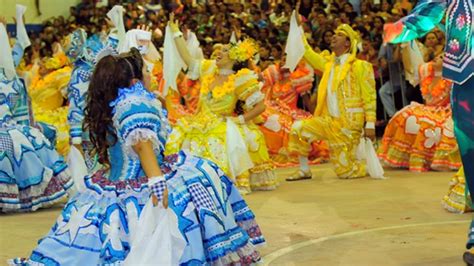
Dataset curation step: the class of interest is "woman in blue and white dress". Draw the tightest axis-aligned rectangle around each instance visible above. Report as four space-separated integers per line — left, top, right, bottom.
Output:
11 48 264 265
0 18 73 212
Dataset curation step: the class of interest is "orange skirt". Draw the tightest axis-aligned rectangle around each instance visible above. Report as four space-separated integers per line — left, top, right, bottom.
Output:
260 99 329 167
378 102 461 172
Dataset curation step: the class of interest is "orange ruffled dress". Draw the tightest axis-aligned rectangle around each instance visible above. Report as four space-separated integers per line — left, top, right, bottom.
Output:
259 63 329 166
378 62 461 171
164 73 200 125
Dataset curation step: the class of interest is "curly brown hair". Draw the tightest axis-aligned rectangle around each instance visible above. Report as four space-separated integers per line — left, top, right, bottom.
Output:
84 48 144 165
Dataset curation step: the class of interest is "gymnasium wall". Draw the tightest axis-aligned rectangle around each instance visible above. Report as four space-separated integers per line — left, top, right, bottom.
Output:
1 0 80 24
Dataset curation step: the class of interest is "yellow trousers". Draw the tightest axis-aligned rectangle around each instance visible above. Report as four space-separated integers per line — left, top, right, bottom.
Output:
289 111 366 178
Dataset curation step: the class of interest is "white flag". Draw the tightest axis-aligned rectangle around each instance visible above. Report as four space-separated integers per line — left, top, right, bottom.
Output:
107 5 126 50
0 24 15 80
186 31 204 60
16 5 31 49
284 10 305 72
163 25 187 95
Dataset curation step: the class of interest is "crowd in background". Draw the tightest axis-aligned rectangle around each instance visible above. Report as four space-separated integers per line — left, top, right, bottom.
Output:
12 0 446 126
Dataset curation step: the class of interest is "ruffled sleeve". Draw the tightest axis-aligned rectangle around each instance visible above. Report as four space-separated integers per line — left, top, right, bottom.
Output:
111 82 170 157
234 69 264 110
419 62 435 84
290 62 314 95
261 64 280 87
260 64 280 96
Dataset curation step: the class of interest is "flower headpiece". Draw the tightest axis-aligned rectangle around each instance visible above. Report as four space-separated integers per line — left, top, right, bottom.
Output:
229 38 259 62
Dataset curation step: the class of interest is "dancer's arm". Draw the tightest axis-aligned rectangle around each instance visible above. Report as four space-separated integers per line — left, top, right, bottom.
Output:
355 60 377 140
0 16 24 68
301 34 327 73
241 101 266 122
294 4 327 72
234 70 266 123
133 140 167 207
115 92 170 208
170 15 194 68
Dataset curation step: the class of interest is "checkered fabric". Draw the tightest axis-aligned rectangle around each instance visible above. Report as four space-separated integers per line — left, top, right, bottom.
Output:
0 132 14 158
188 183 217 212
149 179 167 202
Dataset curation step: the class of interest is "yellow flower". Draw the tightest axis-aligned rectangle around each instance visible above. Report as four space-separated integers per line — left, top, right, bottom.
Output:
229 38 259 62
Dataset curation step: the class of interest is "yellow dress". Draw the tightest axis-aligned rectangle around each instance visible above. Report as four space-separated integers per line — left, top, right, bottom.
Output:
165 60 276 192
32 106 70 156
442 167 472 213
27 54 72 156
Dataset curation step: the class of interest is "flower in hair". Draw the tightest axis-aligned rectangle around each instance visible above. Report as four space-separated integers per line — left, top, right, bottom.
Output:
229 38 259 62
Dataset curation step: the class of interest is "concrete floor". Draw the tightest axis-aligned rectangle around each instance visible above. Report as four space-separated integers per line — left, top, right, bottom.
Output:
0 164 472 265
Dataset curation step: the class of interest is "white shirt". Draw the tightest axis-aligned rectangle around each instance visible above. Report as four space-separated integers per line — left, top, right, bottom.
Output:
327 53 349 118
326 53 374 129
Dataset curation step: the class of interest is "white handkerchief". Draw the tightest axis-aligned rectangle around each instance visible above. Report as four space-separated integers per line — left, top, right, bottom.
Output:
16 4 31 49
0 24 16 80
284 10 305 72
163 25 187 95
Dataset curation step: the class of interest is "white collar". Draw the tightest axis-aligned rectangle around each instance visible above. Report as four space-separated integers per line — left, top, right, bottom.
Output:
335 53 350 65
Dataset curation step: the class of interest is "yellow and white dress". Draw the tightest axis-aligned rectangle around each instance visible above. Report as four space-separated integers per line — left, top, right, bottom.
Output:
442 167 472 213
27 54 72 156
165 59 276 193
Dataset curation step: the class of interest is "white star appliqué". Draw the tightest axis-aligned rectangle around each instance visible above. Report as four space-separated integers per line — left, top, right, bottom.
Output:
125 201 139 238
27 127 50 147
56 203 93 243
72 80 89 98
0 80 18 98
102 208 127 252
8 129 34 163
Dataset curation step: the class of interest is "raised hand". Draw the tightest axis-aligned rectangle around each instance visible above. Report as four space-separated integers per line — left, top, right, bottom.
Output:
137 24 151 32
169 13 180 33
105 18 114 27
295 0 302 25
149 179 168 208
365 128 376 142
232 25 242 39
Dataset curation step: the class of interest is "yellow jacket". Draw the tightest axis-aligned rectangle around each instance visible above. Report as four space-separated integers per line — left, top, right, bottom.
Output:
303 41 376 126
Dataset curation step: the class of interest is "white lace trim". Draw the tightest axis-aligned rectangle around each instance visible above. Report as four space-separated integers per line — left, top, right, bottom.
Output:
210 241 261 265
249 169 278 191
112 94 170 146
0 168 72 212
122 129 163 159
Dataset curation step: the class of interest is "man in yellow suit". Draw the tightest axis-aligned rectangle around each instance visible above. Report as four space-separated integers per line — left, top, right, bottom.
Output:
287 24 377 180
